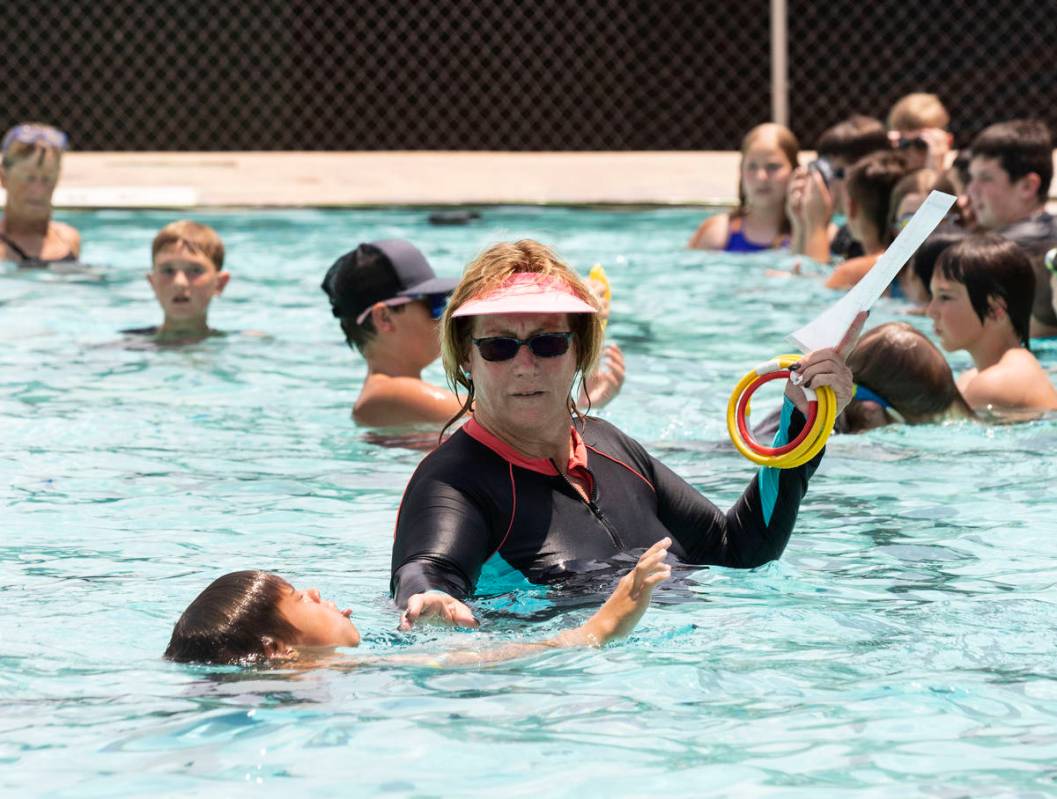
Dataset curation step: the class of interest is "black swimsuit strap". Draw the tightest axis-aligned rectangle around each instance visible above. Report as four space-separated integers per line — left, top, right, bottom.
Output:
0 232 32 261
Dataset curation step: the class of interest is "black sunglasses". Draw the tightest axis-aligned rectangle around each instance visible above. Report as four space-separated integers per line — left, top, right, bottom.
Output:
472 332 573 362
896 136 928 151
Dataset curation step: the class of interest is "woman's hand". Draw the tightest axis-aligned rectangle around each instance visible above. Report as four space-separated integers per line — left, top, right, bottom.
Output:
784 310 868 416
399 591 479 631
580 343 626 409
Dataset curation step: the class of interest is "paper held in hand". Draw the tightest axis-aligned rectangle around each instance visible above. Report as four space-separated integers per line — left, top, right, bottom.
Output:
789 190 957 352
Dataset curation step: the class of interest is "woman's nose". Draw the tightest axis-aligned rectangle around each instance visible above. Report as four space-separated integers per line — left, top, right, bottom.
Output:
307 588 321 603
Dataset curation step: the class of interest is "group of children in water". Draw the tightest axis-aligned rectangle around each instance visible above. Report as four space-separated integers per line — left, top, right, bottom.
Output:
3 95 1057 667
690 93 1057 418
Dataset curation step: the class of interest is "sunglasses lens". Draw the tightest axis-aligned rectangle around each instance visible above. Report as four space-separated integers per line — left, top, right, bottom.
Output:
476 338 519 361
528 334 571 358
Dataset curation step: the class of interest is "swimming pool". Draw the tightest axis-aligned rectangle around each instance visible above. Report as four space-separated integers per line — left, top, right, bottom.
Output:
4 206 1057 797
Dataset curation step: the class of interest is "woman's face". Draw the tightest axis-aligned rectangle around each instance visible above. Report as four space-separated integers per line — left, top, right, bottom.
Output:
927 274 984 351
467 312 579 434
1 151 61 221
277 583 361 649
740 138 793 209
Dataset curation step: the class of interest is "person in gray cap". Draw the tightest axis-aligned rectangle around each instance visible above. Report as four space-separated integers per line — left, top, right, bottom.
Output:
323 239 625 428
322 239 463 427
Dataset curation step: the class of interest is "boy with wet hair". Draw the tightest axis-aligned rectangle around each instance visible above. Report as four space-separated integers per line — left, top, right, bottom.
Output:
125 220 230 343
812 115 892 260
886 93 953 172
823 150 910 289
968 119 1057 337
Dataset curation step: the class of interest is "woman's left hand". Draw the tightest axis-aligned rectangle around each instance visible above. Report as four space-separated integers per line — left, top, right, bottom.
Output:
784 311 868 416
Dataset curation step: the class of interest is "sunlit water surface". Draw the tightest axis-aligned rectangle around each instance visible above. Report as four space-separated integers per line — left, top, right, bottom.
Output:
3 207 1057 797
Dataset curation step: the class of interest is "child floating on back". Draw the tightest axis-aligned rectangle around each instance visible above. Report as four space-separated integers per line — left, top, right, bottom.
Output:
125 220 230 344
165 538 672 666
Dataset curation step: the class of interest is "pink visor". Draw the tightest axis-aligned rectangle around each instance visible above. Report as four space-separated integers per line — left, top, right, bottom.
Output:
451 273 598 317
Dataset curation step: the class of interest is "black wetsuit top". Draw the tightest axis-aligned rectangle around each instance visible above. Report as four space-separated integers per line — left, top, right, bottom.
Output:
0 232 77 267
390 410 821 606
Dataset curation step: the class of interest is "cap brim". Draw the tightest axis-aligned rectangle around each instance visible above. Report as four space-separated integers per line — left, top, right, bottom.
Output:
452 292 597 317
398 276 459 297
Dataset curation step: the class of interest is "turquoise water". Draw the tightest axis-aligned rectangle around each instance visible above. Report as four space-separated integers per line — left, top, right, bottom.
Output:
4 207 1057 797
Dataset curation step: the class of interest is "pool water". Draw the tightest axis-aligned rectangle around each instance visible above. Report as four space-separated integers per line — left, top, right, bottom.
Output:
4 207 1057 797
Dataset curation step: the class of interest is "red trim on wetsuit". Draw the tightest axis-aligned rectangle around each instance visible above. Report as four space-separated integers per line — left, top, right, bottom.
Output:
462 416 594 496
584 444 656 493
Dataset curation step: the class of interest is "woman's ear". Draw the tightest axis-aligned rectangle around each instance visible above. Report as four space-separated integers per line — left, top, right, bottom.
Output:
372 303 397 333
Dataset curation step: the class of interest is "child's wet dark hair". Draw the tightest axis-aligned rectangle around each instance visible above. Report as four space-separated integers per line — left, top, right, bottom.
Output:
935 234 1035 348
165 571 298 664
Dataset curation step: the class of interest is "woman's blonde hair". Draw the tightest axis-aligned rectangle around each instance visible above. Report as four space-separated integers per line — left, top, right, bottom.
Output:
440 240 604 434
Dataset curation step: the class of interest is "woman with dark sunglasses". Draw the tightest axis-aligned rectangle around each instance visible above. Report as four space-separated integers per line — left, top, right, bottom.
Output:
390 239 861 630
323 239 625 429
0 123 82 267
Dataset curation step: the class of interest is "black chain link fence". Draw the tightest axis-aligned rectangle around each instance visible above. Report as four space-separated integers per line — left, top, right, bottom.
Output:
1 0 1053 151
788 0 1057 150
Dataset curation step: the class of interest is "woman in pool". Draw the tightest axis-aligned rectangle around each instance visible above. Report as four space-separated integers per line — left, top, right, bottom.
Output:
927 235 1057 413
688 123 798 252
390 239 860 629
165 539 672 665
0 123 81 266
323 240 625 428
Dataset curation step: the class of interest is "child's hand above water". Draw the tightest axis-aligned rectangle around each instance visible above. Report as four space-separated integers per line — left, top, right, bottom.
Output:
574 537 672 646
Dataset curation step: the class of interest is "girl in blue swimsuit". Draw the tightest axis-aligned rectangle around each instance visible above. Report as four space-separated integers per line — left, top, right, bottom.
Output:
689 123 798 253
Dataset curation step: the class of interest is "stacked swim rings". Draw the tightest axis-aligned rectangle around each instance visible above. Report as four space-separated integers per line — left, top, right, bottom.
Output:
727 355 837 468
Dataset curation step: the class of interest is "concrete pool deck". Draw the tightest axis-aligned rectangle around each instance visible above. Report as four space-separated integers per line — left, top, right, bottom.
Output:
43 151 745 209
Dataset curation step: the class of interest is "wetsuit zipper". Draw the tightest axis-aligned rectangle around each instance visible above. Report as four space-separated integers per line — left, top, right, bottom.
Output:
550 459 624 550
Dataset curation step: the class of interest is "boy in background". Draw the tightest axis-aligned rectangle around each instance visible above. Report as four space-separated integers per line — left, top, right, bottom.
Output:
126 220 230 344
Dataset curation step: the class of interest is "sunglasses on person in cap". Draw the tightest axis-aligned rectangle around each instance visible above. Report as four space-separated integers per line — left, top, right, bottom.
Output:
1045 248 1057 277
354 293 448 326
472 332 574 362
2 124 69 153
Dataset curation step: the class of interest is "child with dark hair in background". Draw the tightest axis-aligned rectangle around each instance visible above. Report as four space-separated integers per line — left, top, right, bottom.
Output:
807 114 892 258
689 123 798 252
967 119 1057 337
927 235 1057 414
822 151 910 290
164 539 673 666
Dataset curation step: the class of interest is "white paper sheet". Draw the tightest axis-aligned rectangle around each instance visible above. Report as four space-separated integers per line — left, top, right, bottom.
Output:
789 190 956 352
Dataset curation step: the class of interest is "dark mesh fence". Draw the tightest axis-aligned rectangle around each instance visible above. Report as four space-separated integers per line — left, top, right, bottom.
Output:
788 0 1057 150
1 0 1054 151
0 0 771 150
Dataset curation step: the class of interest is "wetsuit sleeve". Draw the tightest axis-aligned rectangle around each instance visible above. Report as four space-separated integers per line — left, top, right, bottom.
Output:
651 399 822 568
390 473 497 608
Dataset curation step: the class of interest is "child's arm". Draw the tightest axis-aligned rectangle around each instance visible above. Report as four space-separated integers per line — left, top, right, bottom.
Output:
356 538 672 670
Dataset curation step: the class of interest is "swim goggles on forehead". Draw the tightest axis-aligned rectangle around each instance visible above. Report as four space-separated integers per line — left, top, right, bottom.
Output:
471 332 573 362
853 384 906 423
1045 247 1057 276
355 293 448 326
2 124 69 153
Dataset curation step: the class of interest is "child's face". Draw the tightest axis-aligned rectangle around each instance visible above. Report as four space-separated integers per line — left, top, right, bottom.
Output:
740 140 793 208
277 583 361 649
148 244 229 321
968 156 1027 230
927 274 984 351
